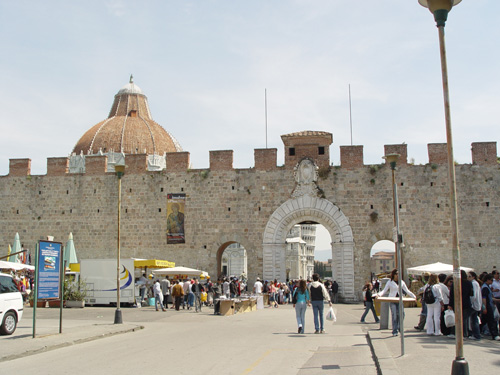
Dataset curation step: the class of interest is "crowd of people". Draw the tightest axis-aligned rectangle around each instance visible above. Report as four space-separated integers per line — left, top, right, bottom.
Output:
369 268 500 341
142 273 339 335
139 275 250 314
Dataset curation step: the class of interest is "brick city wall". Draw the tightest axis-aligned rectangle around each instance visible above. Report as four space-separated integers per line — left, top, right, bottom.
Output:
0 141 498 296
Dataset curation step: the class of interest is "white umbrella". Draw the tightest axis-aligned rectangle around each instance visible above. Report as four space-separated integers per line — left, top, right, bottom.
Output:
0 260 34 271
153 266 206 277
407 262 473 275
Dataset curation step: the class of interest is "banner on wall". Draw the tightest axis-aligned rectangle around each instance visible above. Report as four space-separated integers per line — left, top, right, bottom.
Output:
167 193 186 244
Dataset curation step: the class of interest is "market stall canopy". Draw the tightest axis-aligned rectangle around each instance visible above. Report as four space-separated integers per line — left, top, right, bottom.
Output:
407 262 473 275
0 260 34 271
152 266 205 277
134 259 175 269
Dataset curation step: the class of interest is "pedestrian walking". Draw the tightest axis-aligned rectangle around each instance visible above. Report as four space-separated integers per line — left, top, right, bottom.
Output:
153 280 166 311
171 280 184 311
360 283 379 323
376 268 416 337
191 278 204 312
160 276 171 309
293 279 310 334
309 273 332 334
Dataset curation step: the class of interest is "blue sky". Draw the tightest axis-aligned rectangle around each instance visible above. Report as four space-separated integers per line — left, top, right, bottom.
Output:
0 0 498 177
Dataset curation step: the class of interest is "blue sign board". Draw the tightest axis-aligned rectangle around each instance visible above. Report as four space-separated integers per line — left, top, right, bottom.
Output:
37 241 63 300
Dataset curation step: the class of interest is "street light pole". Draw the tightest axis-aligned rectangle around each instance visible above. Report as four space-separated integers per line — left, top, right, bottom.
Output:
418 1 467 374
114 164 125 324
384 153 404 356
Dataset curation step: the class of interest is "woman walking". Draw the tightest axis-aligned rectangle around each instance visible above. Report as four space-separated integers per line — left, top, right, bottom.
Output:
377 269 416 336
293 279 311 334
360 283 379 323
423 274 444 335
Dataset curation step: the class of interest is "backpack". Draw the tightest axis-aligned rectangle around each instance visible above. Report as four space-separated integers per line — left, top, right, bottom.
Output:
424 285 436 304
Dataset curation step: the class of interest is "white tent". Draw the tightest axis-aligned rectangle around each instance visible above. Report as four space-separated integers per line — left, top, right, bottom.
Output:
407 262 473 275
0 260 35 271
152 266 207 277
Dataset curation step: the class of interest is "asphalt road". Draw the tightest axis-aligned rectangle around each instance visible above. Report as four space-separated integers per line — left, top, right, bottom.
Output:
1 303 377 375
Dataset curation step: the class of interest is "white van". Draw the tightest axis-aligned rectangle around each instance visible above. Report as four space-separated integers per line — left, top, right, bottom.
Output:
0 273 24 335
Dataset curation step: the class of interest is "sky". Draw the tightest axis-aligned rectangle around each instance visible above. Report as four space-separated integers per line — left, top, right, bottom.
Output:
0 1 498 177
314 226 393 261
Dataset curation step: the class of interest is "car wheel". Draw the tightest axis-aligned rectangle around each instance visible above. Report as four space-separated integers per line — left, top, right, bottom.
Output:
1 311 17 335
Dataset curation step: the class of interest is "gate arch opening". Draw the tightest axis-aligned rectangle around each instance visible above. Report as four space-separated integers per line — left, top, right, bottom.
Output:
263 196 357 302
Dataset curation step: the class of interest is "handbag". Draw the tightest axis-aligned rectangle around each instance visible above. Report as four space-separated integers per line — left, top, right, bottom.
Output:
292 289 298 304
326 306 336 322
494 305 500 321
444 309 455 327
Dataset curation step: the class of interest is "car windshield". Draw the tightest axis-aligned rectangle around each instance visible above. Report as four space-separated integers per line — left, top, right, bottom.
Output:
0 275 19 294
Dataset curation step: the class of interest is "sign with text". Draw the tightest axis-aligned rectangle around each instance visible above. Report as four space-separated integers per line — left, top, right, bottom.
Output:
37 241 63 300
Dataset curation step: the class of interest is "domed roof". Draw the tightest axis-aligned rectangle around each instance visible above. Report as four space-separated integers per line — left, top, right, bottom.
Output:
72 76 182 156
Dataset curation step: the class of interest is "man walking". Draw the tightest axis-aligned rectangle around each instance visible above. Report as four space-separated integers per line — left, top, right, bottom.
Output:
153 279 166 311
253 277 263 294
331 280 339 304
160 276 171 310
171 280 184 311
213 278 222 315
191 278 204 312
309 273 332 334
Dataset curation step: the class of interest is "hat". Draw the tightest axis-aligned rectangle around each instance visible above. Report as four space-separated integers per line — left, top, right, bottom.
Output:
256 277 261 281
423 272 431 276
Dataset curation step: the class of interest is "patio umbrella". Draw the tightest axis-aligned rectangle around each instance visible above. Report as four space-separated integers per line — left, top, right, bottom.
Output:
153 266 206 277
0 260 34 271
64 232 78 267
407 262 473 276
11 233 22 263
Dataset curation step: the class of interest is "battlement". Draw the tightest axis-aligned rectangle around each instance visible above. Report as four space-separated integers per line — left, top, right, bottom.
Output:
3 141 498 177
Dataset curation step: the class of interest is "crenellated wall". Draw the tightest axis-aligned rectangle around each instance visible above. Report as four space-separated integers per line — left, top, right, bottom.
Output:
7 141 497 176
1 139 498 300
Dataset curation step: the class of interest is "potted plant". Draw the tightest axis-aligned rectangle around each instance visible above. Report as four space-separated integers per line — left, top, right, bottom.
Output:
28 292 46 308
64 279 88 308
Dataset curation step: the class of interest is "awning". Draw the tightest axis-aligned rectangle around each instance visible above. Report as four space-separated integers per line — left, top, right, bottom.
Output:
152 266 206 277
134 259 175 269
407 262 473 275
0 260 35 271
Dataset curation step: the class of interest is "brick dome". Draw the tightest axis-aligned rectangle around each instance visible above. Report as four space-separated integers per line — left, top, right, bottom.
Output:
72 76 182 156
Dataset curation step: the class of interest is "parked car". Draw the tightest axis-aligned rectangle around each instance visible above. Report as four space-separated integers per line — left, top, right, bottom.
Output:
0 273 24 335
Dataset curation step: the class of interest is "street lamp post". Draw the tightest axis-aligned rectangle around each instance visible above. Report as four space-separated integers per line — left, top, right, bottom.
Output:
114 164 125 324
384 153 405 356
417 1 467 374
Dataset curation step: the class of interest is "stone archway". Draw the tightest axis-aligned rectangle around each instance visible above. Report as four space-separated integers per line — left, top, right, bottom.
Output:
262 195 356 302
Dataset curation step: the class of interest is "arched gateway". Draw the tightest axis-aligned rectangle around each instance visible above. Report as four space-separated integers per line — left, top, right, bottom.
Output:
262 195 356 302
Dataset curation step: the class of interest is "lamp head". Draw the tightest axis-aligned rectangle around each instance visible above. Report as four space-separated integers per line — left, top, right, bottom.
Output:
383 153 400 170
418 0 462 27
114 164 125 179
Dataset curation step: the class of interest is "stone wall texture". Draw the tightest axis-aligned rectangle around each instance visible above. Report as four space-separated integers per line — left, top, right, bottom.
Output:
1 140 498 301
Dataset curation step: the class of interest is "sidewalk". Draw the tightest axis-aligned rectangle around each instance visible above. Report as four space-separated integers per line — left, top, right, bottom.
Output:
366 305 500 374
2 303 500 374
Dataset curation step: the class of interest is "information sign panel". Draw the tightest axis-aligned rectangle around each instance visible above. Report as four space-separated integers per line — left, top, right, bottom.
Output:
37 241 63 300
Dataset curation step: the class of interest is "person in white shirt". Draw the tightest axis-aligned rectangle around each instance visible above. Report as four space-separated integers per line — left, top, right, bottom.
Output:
423 274 444 335
253 278 263 294
468 271 483 340
377 269 416 336
437 274 451 335
153 280 166 311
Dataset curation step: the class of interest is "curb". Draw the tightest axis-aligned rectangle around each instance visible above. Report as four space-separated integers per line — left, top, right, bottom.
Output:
0 325 144 363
